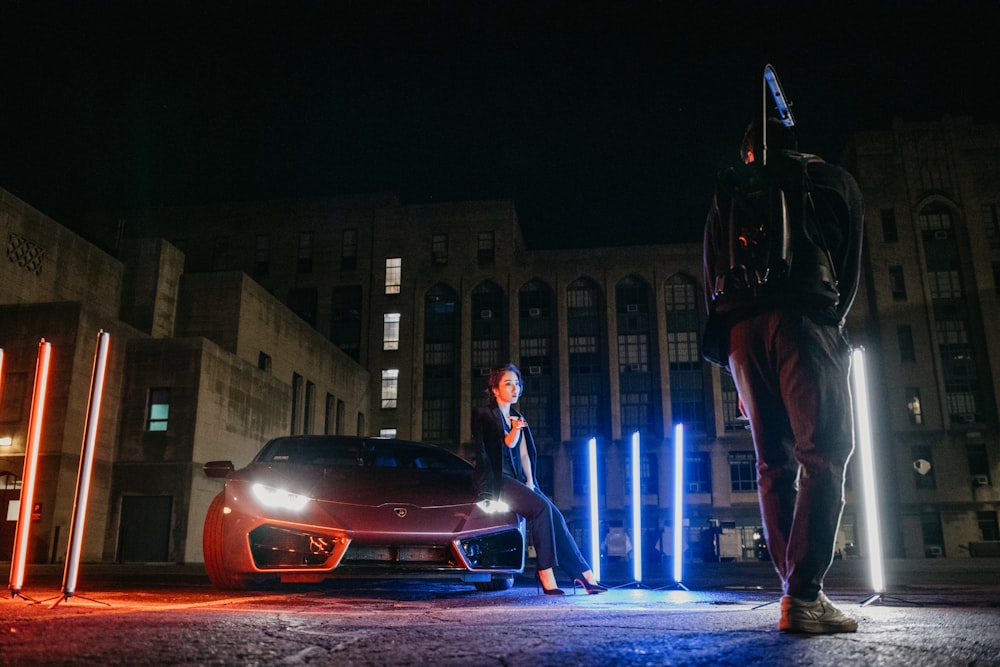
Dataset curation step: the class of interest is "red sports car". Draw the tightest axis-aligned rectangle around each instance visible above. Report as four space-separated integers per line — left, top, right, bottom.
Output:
202 435 525 590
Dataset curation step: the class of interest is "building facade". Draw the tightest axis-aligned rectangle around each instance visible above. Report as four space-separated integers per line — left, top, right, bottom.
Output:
1 117 998 571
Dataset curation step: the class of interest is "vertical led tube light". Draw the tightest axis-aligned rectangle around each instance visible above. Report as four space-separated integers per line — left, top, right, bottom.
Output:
631 431 642 583
672 423 685 585
61 331 111 599
851 347 885 595
9 340 52 596
588 437 600 582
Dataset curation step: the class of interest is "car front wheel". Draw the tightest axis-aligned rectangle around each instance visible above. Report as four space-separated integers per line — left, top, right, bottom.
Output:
203 492 249 590
474 574 514 592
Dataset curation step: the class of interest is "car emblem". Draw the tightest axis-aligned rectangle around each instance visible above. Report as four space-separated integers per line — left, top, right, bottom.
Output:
394 508 407 518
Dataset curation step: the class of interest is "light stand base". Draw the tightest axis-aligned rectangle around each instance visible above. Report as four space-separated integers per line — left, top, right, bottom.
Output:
859 591 921 607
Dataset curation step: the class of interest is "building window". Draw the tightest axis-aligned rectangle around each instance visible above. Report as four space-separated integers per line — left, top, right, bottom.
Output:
888 265 907 300
664 274 703 433
331 286 362 362
297 231 314 273
721 373 745 432
477 232 495 266
254 234 270 276
880 208 898 243
921 512 945 557
146 388 170 432
685 452 712 493
258 352 272 373
432 233 448 265
385 257 402 294
912 447 935 490
342 229 358 271
381 369 399 409
897 325 916 363
567 277 606 439
624 453 658 496
927 270 962 300
906 387 923 425
423 285 459 442
992 261 1000 297
728 451 757 492
380 428 397 439
336 399 345 435
325 394 336 435
978 511 999 542
291 373 303 434
383 313 401 350
303 381 315 435
968 444 991 486
983 203 1000 250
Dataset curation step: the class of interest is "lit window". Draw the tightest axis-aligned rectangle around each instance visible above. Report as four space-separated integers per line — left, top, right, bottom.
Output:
147 388 170 432
383 313 401 350
381 369 399 409
728 451 757 492
385 258 401 294
380 428 397 438
906 387 923 425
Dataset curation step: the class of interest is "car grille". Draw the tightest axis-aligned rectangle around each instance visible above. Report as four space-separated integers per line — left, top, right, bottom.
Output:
341 545 454 568
249 525 339 569
458 529 524 569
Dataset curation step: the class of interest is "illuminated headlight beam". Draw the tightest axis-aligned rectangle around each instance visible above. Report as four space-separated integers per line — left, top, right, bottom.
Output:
252 484 310 511
476 498 511 514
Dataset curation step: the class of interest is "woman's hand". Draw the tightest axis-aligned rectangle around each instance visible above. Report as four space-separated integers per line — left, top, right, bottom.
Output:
505 416 527 447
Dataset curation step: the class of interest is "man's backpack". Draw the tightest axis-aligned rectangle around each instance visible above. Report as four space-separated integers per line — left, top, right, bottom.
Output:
710 152 840 311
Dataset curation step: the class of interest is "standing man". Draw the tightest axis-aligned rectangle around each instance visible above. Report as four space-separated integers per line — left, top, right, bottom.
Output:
703 118 865 634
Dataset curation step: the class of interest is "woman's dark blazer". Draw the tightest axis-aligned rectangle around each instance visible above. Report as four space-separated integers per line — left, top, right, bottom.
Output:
471 404 538 502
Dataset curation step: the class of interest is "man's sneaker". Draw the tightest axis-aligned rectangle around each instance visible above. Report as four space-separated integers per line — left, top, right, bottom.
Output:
779 592 859 634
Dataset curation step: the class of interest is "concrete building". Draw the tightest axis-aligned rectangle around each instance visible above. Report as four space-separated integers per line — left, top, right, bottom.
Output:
842 116 1000 558
1 117 998 571
0 190 370 566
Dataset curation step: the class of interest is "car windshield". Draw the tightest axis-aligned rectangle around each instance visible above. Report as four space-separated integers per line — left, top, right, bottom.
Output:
255 436 469 471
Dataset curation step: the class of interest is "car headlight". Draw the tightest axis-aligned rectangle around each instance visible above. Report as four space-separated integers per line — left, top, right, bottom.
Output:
476 498 511 514
252 483 310 511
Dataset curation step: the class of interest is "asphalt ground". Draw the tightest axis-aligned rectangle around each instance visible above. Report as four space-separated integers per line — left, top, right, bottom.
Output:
2 558 999 666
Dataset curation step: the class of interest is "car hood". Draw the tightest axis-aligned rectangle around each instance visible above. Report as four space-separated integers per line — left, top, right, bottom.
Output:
236 463 477 508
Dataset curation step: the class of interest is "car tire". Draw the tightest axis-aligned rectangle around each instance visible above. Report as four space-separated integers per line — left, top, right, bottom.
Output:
203 492 249 590
474 574 514 592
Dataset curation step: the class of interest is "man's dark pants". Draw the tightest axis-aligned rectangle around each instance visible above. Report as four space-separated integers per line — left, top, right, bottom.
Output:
728 308 855 600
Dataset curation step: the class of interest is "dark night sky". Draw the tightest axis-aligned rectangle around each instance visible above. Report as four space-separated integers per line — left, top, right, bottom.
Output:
2 1 999 249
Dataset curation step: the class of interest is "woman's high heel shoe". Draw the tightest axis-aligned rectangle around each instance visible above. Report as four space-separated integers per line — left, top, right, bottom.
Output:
534 571 565 596
573 577 608 595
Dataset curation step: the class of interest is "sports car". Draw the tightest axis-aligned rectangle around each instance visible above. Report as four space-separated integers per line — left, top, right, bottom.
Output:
202 435 525 590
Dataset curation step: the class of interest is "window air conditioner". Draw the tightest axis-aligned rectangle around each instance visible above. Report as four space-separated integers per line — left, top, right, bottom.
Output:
528 366 542 375
528 307 541 317
626 304 639 313
973 474 990 486
480 309 493 319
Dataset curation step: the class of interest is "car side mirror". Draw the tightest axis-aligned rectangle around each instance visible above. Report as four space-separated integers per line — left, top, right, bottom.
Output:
203 460 235 478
